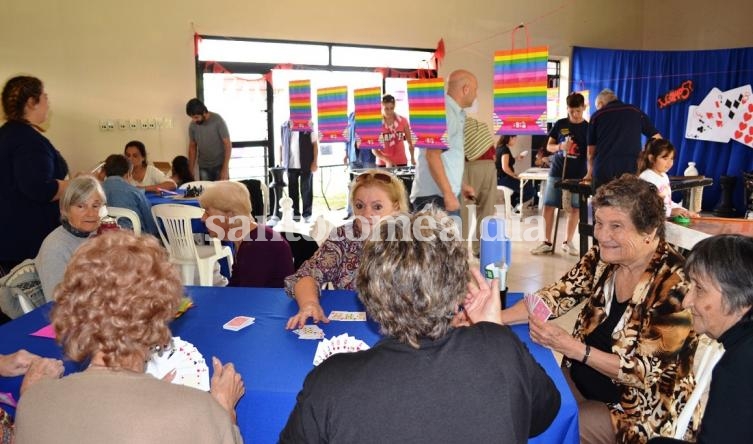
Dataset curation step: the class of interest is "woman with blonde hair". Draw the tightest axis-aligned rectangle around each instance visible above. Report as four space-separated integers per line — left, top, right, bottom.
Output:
284 169 409 329
199 180 294 287
15 231 245 443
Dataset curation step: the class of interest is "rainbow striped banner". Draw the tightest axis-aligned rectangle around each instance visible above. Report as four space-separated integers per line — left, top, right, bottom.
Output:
354 86 383 147
407 78 447 149
289 79 312 131
492 46 548 135
316 86 348 142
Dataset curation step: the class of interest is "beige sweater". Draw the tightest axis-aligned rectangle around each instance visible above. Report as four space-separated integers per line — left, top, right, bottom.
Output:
14 369 241 444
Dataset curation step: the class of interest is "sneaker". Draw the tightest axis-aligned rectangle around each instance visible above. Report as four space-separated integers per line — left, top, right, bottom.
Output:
562 241 578 256
530 241 554 255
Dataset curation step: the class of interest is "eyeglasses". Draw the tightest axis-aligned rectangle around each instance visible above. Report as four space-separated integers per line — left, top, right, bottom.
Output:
354 171 393 184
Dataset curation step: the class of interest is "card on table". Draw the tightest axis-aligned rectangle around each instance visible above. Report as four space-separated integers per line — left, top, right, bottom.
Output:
328 311 366 321
223 315 256 331
0 392 17 408
294 324 325 340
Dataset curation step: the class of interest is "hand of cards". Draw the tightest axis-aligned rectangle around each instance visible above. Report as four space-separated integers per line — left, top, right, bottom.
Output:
313 333 370 366
524 292 552 322
145 336 210 391
685 85 753 147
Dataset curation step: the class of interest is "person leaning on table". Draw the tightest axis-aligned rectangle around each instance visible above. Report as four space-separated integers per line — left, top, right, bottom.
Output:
649 234 753 444
283 169 409 329
280 208 560 443
14 231 245 444
500 174 698 444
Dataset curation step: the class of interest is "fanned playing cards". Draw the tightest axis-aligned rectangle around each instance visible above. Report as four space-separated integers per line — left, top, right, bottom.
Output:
313 333 370 366
524 292 552 322
145 336 209 391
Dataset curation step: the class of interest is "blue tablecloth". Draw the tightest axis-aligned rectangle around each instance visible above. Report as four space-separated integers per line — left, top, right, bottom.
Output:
0 288 578 444
145 190 200 207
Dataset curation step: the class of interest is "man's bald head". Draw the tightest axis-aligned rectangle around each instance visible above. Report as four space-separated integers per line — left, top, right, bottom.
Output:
447 69 478 108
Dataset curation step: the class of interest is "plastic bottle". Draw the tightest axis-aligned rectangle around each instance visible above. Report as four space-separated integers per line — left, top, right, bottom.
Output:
684 162 702 213
479 216 511 272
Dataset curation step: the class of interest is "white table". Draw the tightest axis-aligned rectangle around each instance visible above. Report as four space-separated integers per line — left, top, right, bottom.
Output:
519 167 550 211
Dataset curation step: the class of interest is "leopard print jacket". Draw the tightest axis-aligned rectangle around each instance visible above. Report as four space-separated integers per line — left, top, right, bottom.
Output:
539 241 698 443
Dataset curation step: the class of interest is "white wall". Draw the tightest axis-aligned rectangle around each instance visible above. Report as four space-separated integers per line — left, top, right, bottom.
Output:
1 0 750 173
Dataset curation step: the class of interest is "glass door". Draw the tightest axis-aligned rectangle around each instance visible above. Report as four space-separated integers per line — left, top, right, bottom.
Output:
201 71 272 181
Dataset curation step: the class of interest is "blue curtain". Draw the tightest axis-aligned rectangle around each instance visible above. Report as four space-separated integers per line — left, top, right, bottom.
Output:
572 46 753 214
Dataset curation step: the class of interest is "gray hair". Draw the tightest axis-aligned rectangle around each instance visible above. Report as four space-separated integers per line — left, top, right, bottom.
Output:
356 208 468 348
686 234 753 320
596 88 618 108
198 181 252 217
60 176 106 222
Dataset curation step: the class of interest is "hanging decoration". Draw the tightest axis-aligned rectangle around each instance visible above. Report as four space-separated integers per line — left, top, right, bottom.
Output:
354 86 383 147
657 80 694 109
317 86 348 142
289 80 312 131
407 78 448 149
492 25 548 135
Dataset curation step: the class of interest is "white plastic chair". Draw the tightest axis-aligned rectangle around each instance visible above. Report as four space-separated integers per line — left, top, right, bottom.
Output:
497 186 517 219
672 336 725 439
107 206 142 235
151 204 233 286
178 181 216 191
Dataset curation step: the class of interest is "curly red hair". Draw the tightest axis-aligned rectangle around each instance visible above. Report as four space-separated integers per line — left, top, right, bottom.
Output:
51 231 182 368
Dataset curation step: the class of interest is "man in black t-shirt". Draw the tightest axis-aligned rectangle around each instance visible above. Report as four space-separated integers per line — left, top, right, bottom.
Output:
531 93 589 255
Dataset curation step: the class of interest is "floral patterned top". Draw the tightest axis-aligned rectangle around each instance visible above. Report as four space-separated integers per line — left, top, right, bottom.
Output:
539 240 698 443
284 223 364 295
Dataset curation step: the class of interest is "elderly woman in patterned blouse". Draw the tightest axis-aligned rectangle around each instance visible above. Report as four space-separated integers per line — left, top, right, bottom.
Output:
500 174 698 444
284 170 408 329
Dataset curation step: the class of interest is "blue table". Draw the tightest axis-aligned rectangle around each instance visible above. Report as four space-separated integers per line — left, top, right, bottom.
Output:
0 288 577 444
145 190 200 207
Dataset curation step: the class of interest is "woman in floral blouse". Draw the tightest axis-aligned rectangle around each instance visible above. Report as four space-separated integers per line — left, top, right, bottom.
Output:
284 170 408 329
500 174 698 444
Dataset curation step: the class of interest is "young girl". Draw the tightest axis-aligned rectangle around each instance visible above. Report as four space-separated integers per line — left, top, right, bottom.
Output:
171 155 195 187
638 139 698 218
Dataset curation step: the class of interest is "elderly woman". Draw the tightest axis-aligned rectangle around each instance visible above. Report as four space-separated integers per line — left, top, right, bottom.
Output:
281 208 560 442
500 174 697 443
0 75 69 272
36 175 105 301
284 169 409 329
124 140 176 192
14 231 245 443
650 234 753 444
199 180 294 288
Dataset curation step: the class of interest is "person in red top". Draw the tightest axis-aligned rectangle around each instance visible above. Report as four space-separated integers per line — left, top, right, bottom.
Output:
372 94 415 167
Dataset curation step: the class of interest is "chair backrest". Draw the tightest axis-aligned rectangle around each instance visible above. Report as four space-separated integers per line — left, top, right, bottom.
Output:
279 231 319 271
239 179 269 225
0 259 45 319
152 161 172 176
178 181 216 191
107 206 142 235
151 204 204 261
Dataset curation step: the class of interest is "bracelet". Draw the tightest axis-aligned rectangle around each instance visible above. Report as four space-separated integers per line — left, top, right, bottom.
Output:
582 344 592 365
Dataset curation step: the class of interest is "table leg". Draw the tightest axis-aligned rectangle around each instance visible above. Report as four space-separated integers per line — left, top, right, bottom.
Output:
578 193 592 257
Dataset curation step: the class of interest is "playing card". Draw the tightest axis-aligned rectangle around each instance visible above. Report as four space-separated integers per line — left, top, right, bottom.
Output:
145 336 210 391
685 105 726 142
524 293 552 322
296 324 325 340
312 333 370 366
223 315 255 331
692 88 732 142
719 85 752 124
327 311 366 321
731 100 753 148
